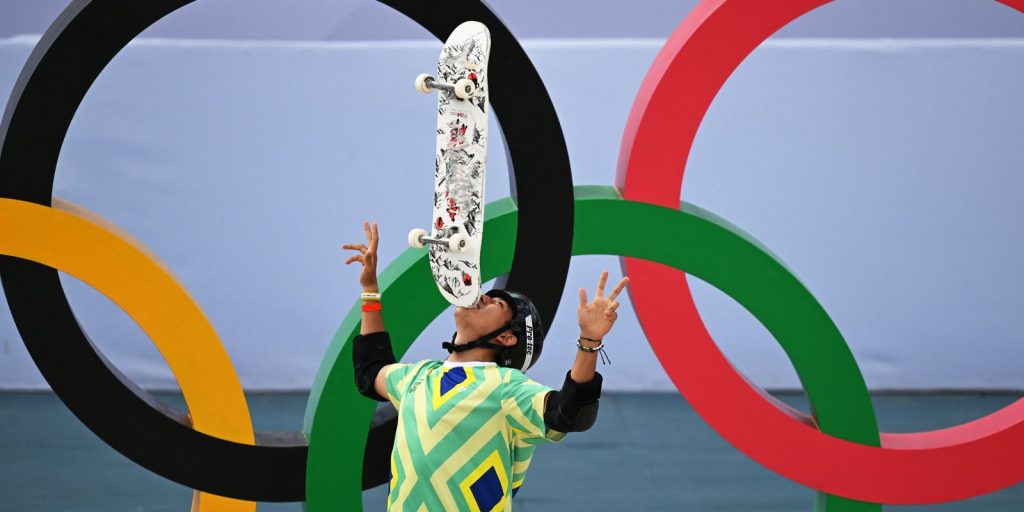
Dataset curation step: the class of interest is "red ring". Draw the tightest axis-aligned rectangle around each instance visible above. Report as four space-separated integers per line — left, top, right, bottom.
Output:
618 0 1024 504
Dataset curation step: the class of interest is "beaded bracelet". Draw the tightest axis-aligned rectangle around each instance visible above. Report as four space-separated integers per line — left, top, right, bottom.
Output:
576 338 611 365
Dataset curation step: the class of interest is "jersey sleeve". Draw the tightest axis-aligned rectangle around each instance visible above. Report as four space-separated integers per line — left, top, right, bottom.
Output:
502 369 566 445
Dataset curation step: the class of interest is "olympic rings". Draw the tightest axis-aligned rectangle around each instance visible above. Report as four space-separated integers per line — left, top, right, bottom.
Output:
0 197 256 512
6 0 1024 508
0 0 305 503
617 0 1024 504
0 0 572 504
304 186 883 511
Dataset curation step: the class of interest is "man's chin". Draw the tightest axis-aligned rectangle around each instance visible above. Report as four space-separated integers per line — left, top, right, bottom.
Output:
453 307 472 324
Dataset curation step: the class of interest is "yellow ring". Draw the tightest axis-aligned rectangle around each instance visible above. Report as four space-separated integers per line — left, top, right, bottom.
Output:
0 198 256 512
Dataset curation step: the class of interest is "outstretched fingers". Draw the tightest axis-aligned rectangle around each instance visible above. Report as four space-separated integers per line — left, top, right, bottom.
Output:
595 270 609 299
578 287 588 308
343 221 378 260
606 276 629 302
342 243 368 254
604 300 620 317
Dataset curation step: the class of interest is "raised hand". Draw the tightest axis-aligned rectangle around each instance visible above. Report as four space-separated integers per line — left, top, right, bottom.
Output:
342 221 380 292
577 271 629 341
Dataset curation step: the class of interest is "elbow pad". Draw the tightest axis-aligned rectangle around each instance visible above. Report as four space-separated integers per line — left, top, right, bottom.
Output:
544 371 603 433
353 331 397 402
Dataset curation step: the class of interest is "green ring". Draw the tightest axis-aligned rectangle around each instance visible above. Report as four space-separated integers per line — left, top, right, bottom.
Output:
302 185 882 511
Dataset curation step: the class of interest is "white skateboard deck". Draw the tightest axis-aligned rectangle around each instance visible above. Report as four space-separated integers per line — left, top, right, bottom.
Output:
423 21 490 308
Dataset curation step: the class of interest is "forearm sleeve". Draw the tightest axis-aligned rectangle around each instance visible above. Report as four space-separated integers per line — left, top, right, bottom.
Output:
543 370 603 433
353 331 396 402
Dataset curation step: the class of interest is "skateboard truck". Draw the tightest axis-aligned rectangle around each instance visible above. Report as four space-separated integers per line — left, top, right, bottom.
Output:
415 73 476 100
408 228 470 253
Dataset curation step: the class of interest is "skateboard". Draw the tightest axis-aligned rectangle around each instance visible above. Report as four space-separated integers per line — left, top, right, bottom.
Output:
407 21 490 308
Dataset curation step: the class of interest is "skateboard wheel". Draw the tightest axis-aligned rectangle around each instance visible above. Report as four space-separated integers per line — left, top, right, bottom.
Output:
408 228 428 249
448 232 470 253
415 74 433 94
453 78 475 100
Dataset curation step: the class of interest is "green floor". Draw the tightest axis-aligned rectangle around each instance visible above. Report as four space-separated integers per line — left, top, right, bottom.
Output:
2 391 1022 511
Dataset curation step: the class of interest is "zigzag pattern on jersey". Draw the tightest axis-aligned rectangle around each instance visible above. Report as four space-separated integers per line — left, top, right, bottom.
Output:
388 364 537 511
416 366 502 451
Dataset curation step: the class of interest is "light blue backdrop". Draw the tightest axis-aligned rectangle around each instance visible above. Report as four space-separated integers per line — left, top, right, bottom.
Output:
6 0 1024 40
1 36 1023 391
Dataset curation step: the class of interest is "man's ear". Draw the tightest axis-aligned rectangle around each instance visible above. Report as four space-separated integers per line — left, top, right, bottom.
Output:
496 331 518 348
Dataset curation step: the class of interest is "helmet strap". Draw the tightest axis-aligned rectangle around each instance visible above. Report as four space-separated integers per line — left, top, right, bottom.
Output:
442 323 514 354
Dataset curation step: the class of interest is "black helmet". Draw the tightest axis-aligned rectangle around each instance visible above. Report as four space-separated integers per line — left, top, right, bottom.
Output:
441 288 545 372
484 289 544 371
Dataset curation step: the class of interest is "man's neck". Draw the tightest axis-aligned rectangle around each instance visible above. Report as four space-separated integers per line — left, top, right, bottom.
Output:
446 344 497 365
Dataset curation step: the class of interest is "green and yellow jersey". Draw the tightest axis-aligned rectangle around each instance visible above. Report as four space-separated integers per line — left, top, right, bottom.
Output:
383 359 564 511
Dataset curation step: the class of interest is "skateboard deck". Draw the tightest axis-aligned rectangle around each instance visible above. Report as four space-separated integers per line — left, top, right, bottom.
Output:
411 21 490 308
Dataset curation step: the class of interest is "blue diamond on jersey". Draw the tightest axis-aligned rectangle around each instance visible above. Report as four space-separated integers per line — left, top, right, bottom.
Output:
440 366 469 395
469 466 504 511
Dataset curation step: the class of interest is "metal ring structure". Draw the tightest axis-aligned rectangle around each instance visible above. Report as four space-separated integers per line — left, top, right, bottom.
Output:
6 0 1023 508
0 0 572 504
303 186 884 511
617 0 1024 504
0 197 259 512
0 0 306 503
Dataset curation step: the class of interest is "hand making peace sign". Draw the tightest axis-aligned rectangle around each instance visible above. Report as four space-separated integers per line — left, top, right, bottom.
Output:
578 271 629 341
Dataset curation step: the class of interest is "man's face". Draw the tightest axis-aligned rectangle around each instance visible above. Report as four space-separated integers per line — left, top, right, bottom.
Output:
453 293 515 342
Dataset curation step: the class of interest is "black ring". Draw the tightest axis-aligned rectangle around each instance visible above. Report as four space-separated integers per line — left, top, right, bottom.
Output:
0 0 573 501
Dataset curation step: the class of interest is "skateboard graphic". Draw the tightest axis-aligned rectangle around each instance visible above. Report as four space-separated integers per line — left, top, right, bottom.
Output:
407 21 491 308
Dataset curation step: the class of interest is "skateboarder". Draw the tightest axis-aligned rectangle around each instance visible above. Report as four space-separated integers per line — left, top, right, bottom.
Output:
345 221 628 511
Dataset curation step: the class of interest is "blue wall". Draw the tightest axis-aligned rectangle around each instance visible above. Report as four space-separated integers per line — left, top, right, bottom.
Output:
6 0 1024 40
2 35 1023 391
